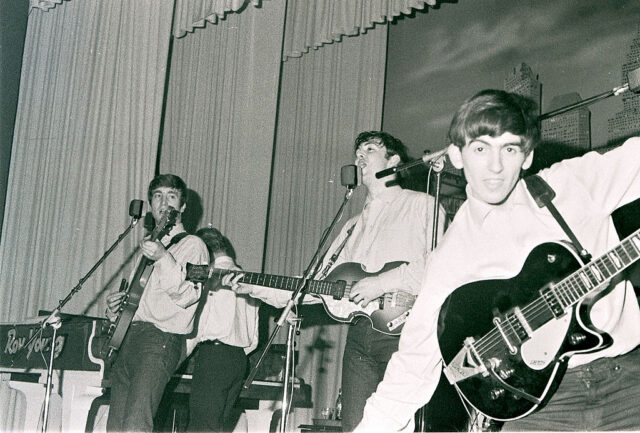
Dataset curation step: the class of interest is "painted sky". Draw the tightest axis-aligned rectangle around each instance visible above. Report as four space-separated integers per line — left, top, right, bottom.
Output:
383 0 640 158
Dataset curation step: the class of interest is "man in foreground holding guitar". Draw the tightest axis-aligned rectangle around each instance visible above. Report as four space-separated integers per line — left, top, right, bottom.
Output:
226 131 445 431
105 174 209 432
355 90 640 431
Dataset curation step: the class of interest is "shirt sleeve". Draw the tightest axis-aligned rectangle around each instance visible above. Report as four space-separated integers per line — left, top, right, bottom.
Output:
154 235 209 308
547 137 640 214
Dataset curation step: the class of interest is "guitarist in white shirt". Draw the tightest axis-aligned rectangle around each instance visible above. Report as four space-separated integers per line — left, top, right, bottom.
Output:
355 90 640 432
224 131 445 431
105 174 209 432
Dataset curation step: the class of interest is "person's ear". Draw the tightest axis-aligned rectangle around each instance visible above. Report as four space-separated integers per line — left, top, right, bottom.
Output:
386 154 401 168
180 202 187 213
522 150 534 170
447 143 463 169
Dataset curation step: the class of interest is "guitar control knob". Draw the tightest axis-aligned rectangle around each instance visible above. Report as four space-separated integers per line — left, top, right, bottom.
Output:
569 333 586 345
489 388 505 400
499 368 515 380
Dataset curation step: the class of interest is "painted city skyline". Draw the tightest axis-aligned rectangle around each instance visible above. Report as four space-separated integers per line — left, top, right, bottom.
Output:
384 0 640 158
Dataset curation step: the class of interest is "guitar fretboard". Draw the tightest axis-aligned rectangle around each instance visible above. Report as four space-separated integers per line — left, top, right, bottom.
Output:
546 229 640 311
475 229 640 358
193 266 346 298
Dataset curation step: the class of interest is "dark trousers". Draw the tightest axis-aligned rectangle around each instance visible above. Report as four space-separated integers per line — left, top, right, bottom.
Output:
504 347 640 431
187 340 248 432
107 322 185 433
340 320 399 432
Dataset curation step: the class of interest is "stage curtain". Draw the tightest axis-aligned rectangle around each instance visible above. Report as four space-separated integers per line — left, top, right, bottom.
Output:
0 0 173 429
282 0 435 59
172 0 264 37
264 24 388 421
159 0 286 272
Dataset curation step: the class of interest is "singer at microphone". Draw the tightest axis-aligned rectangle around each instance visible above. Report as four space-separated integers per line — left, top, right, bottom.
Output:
321 131 450 430
105 174 210 433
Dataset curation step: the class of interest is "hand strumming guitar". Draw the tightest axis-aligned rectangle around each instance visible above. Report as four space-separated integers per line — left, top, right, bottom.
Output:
349 276 386 307
106 292 127 323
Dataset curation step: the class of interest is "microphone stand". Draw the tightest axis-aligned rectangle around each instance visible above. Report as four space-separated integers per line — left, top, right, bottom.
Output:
21 213 141 433
243 186 356 433
538 82 631 120
414 156 445 432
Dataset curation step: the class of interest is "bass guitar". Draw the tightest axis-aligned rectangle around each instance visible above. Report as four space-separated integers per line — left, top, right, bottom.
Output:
438 228 640 421
186 261 415 335
105 208 179 355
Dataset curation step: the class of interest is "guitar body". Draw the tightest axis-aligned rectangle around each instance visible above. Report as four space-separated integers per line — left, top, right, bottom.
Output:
317 261 414 335
438 242 612 421
106 261 153 352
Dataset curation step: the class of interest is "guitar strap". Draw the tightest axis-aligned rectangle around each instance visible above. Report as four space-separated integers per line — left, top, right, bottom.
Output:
524 174 592 262
167 231 188 249
316 222 357 280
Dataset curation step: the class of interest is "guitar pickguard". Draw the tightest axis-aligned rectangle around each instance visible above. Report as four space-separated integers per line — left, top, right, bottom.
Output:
520 313 570 370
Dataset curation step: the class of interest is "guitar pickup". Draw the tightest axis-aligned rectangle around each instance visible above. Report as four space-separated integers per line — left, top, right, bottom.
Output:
443 337 488 384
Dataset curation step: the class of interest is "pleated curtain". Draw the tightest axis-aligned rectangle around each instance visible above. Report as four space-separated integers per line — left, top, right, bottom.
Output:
0 1 174 430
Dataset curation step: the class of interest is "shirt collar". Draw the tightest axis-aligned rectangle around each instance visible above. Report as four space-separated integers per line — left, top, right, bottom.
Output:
466 178 531 222
366 184 403 206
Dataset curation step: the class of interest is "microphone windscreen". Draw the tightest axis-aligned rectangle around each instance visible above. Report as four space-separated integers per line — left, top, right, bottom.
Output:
129 199 144 218
340 164 359 188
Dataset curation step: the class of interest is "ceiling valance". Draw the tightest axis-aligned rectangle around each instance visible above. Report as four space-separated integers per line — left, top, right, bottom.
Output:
29 0 437 59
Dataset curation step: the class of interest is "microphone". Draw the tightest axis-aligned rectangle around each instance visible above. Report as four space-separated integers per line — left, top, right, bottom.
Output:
375 148 448 179
340 164 360 189
128 199 144 219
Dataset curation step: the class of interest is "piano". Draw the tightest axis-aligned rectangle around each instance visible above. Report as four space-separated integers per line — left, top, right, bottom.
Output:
2 316 314 432
0 313 109 432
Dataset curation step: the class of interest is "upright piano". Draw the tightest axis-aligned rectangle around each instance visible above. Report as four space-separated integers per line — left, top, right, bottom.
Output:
0 313 109 432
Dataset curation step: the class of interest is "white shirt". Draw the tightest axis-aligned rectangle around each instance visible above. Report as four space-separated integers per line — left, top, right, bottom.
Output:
356 137 640 432
134 224 209 334
186 255 261 356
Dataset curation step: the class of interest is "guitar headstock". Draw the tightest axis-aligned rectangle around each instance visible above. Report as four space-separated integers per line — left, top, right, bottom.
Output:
151 207 179 241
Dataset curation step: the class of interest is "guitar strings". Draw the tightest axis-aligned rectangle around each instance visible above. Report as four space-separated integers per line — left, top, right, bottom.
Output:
471 240 640 357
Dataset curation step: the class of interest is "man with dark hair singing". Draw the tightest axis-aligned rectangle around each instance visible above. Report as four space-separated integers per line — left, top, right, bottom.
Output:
105 174 208 432
226 131 445 431
355 90 640 431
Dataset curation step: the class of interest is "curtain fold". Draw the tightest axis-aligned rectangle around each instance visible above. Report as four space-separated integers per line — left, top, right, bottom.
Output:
265 24 388 420
160 0 286 272
172 0 262 37
282 0 436 59
0 1 174 430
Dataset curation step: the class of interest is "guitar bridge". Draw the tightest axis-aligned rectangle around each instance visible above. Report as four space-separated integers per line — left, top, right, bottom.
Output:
443 337 488 385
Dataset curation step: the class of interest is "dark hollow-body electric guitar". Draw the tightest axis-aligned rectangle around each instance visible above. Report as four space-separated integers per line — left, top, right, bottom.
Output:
438 228 640 421
186 261 415 335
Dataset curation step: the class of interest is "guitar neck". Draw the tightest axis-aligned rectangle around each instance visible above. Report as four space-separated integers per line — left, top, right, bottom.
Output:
528 228 640 327
206 267 345 298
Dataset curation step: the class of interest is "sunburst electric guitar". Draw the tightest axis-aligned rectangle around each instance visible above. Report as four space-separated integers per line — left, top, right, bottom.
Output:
438 228 640 421
105 208 179 355
185 261 416 335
